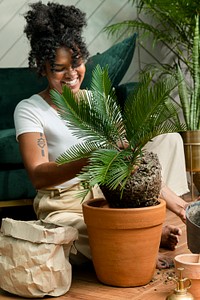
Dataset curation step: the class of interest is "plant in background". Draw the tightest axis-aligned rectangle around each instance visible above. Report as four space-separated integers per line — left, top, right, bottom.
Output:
104 0 200 131
51 66 185 208
105 0 199 74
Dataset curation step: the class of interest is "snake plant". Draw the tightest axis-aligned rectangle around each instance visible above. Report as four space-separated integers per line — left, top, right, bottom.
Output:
175 15 200 130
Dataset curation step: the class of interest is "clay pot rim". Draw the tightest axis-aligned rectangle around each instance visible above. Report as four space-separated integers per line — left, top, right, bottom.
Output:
83 197 165 212
175 253 200 265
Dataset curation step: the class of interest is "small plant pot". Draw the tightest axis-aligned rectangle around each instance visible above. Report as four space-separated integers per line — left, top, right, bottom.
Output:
174 254 200 300
186 202 200 253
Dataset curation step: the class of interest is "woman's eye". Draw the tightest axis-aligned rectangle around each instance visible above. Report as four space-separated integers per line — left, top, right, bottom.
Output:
52 68 65 73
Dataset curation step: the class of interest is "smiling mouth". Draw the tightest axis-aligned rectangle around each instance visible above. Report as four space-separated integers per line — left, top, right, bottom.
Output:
63 78 78 87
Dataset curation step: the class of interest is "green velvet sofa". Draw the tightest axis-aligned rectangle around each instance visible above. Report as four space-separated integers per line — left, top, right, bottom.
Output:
0 34 137 208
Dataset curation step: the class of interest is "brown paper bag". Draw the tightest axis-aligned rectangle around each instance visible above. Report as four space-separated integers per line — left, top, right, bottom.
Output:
0 218 78 298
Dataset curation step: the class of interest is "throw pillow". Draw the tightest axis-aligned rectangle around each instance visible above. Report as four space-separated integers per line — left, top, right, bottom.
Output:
81 34 137 89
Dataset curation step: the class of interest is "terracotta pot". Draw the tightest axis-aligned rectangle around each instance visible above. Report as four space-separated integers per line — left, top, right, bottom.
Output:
186 202 200 253
181 131 200 172
82 198 166 287
174 254 200 300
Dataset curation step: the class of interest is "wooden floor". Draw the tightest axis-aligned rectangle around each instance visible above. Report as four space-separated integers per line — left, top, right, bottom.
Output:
0 193 194 300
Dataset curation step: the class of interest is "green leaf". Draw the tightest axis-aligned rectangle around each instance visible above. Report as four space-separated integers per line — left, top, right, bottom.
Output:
51 65 185 194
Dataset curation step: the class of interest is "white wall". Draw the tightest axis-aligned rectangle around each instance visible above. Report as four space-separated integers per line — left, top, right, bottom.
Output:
0 0 170 84
0 0 140 83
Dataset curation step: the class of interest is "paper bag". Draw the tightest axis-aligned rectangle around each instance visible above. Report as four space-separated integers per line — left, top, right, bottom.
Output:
0 218 78 298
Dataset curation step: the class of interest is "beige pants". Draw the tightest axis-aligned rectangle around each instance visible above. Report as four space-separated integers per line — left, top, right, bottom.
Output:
144 133 189 196
34 184 104 264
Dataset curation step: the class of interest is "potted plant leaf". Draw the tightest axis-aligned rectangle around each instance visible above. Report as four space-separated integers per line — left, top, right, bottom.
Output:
50 65 184 287
104 1 200 194
105 0 199 77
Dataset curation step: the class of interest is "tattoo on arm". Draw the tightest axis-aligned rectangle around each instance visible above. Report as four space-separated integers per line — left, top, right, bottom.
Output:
37 133 46 157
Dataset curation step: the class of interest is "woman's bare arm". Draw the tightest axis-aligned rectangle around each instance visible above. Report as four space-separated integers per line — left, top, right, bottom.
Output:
18 132 87 189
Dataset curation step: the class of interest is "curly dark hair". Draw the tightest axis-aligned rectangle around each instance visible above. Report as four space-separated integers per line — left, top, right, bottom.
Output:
24 1 89 75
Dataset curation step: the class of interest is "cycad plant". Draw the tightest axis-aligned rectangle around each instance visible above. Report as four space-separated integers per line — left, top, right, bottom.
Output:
51 66 185 208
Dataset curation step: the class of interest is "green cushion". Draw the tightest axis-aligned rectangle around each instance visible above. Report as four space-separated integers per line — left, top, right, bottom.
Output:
0 128 22 164
0 68 47 129
0 169 36 200
115 82 139 109
81 34 137 89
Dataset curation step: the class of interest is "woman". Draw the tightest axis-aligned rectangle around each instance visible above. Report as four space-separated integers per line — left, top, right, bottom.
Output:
14 1 189 268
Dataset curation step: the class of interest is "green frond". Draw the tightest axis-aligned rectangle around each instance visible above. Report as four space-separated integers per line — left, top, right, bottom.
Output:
52 65 186 198
51 66 126 148
51 85 121 145
90 65 124 133
105 20 175 46
79 148 136 191
90 65 114 101
123 72 185 148
55 141 104 165
50 87 96 139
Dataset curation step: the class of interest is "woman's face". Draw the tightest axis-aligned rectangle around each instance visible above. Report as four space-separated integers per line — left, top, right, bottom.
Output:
44 47 86 94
